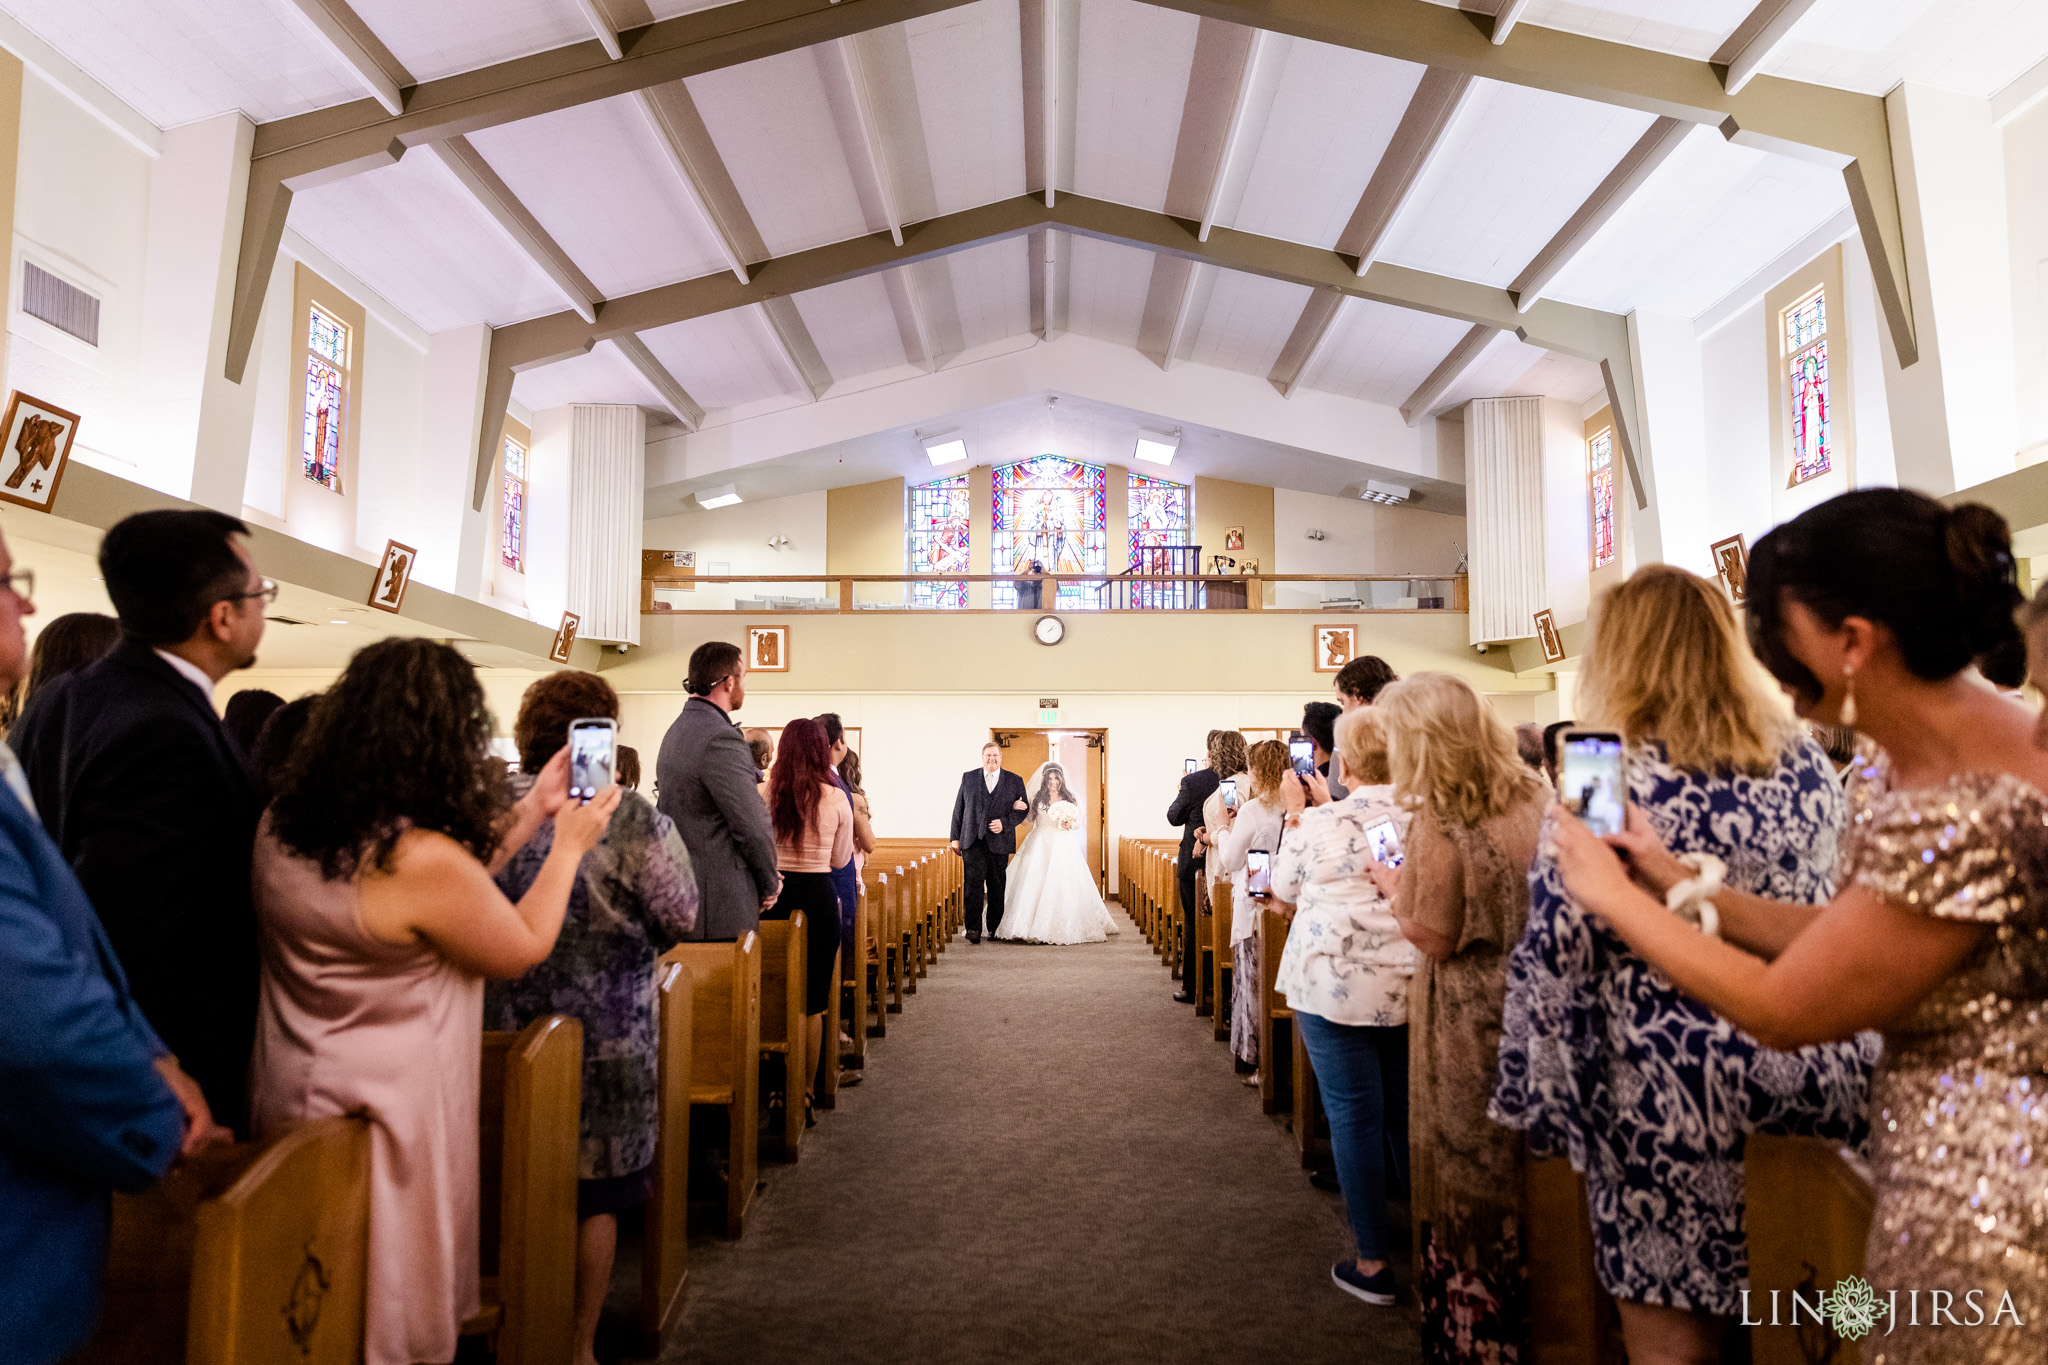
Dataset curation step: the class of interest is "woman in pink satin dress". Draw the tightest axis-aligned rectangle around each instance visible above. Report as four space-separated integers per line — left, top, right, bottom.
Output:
249 639 620 1365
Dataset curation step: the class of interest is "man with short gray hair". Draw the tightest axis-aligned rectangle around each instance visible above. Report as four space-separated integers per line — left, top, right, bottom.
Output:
949 740 1027 943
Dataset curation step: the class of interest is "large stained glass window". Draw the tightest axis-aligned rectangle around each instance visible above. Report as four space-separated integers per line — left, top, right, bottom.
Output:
992 456 1107 610
500 435 528 572
1783 288 1830 486
1128 473 1188 551
1588 427 1615 570
909 475 971 609
302 305 348 490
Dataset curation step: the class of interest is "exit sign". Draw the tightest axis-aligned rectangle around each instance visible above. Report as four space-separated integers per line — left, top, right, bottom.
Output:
1039 710 1059 724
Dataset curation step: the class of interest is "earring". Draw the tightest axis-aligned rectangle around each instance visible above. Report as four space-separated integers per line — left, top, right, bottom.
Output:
1839 666 1858 730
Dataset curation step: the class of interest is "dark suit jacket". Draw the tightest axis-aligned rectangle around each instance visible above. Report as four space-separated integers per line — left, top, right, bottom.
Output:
1167 768 1220 870
0 772 184 1365
655 696 780 941
10 639 260 1133
950 768 1027 855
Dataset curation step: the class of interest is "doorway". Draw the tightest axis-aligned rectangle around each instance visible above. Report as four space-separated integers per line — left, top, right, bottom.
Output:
991 728 1108 892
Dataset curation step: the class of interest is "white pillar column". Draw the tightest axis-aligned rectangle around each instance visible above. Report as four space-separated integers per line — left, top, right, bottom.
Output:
419 323 493 597
568 405 647 644
1466 396 1547 644
1625 311 1708 573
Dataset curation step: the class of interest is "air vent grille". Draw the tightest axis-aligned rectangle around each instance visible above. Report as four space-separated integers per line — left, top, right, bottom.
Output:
21 262 100 347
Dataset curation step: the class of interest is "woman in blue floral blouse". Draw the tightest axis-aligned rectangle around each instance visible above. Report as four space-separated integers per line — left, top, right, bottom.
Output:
485 671 698 1365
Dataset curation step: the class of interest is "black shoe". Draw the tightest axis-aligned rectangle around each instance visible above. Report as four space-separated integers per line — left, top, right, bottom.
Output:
1172 990 1194 1004
967 931 981 943
1331 1261 1397 1305
1310 1169 1342 1194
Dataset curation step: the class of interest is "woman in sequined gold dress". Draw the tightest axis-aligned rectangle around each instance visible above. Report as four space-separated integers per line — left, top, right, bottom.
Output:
1553 490 2047 1365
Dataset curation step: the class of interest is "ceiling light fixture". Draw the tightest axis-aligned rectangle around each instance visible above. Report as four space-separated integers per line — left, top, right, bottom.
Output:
697 483 742 509
919 430 968 466
1133 428 1180 466
1360 480 1411 506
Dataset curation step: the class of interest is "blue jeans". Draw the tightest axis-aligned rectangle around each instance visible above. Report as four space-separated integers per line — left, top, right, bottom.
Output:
830 861 860 954
1294 1011 1409 1262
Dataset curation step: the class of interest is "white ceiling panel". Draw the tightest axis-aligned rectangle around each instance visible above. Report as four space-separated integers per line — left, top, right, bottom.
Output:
288 152 566 332
1058 232 1155 348
902 0 1030 217
0 0 363 125
1299 299 1473 407
345 0 591 83
465 95 730 300
1381 79 1657 289
1459 1 1752 61
1541 127 1848 319
1067 0 1201 211
1768 0 2048 98
510 340 667 413
1182 268 1312 377
1434 330 1605 412
686 47 879 257
943 236 1033 349
640 309 798 411
791 274 913 380
1219 38 1426 250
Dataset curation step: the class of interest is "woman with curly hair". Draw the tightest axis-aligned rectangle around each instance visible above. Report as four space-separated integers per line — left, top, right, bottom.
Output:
249 638 619 1365
766 717 853 1123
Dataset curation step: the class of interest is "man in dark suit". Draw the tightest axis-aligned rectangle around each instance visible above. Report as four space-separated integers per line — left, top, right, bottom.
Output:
1166 736 1221 1003
11 509 268 1137
949 741 1027 943
656 641 780 941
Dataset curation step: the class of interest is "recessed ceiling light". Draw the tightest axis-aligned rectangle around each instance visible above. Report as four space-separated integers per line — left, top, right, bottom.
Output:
697 483 742 509
1361 480 1411 506
920 431 968 466
1134 429 1179 466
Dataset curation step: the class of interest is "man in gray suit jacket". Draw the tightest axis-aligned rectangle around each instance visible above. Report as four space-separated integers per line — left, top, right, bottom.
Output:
656 641 780 941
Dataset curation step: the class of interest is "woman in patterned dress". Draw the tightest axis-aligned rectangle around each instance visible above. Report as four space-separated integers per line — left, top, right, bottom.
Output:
485 671 698 1365
1491 566 1877 1364
1216 739 1290 1079
1371 673 1551 1361
1553 490 2048 1365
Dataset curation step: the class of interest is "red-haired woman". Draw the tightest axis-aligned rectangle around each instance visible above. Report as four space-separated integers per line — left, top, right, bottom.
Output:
767 717 853 1124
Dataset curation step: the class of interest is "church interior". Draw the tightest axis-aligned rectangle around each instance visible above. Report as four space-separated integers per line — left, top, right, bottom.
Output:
4 0 2048 1362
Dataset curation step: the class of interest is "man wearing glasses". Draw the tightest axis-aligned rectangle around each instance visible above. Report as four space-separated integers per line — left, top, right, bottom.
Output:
11 510 270 1135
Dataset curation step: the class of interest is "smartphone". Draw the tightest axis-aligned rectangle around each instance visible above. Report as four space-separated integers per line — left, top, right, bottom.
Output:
567 717 618 803
1289 737 1316 777
1185 757 1199 774
1245 848 1273 899
1558 729 1626 837
1220 779 1240 810
1363 814 1404 868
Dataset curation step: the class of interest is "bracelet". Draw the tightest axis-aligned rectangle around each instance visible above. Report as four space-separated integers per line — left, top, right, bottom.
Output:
1663 853 1726 939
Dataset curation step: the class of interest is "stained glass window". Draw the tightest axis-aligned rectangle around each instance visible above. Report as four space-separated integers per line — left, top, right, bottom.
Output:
992 456 1107 611
302 305 347 490
909 475 971 609
1784 288 1830 486
1588 427 1615 570
501 435 528 572
1128 473 1189 549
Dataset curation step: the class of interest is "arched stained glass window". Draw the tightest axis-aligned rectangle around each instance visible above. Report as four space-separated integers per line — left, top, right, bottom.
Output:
909 474 970 609
992 456 1107 610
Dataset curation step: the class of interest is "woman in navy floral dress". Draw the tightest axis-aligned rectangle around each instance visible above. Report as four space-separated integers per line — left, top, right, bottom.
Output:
485 672 698 1365
1491 568 1875 1362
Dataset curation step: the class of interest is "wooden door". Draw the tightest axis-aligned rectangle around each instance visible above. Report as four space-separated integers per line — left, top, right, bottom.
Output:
1081 734 1105 892
993 732 1050 846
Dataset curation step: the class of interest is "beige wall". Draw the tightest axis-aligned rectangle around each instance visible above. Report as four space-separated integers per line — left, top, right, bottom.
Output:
1193 475 1274 571
826 477 905 573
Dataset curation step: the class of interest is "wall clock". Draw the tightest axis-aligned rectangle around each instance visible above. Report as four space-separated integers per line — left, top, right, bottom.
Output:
1034 614 1064 645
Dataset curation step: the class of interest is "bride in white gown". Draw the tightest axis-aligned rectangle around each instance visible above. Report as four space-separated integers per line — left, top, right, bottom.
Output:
996 762 1120 944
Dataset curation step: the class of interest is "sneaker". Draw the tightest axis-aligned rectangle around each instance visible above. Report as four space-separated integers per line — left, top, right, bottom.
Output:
1330 1261 1397 1306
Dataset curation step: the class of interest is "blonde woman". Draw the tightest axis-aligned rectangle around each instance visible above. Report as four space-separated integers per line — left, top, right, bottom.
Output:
1213 740 1289 1078
1491 567 1875 1365
1368 673 1547 1358
1268 713 1416 1303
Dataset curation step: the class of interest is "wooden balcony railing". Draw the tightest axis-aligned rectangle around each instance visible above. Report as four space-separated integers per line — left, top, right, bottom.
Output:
640 572 1469 615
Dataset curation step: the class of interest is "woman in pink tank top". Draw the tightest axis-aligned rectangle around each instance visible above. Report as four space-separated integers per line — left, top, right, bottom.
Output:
249 640 619 1365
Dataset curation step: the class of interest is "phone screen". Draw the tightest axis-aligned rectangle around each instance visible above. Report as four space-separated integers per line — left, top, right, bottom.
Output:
1220 779 1239 810
1363 815 1404 868
1185 757 1199 774
1559 730 1626 837
1289 738 1315 777
568 718 617 803
1245 849 1273 898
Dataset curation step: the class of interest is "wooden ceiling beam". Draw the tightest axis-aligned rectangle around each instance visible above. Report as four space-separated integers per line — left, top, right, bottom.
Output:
1335 68 1474 278
610 335 706 429
1509 115 1691 312
426 135 602 323
1400 323 1497 425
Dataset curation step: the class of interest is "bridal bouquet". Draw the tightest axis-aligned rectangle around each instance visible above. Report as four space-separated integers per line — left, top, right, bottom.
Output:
1046 800 1082 832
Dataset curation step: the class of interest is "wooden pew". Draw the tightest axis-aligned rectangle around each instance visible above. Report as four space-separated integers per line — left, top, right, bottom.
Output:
640 957 693 1355
664 934 762 1239
816 929 842 1111
757 913 808 1159
1194 873 1217 1016
1291 1025 1327 1169
1211 879 1236 1043
1746 1138 1876 1365
1258 906 1293 1117
472 1014 583 1365
79 1117 371 1365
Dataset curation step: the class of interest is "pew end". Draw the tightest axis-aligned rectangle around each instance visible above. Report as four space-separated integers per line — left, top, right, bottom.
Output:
640 958 694 1355
665 933 763 1240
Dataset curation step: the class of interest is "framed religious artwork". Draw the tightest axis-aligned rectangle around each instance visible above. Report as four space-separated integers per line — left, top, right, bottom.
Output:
747 624 790 673
1313 624 1356 674
1711 534 1749 605
1534 609 1565 664
1224 525 1245 552
368 539 417 614
549 611 580 664
0 392 81 512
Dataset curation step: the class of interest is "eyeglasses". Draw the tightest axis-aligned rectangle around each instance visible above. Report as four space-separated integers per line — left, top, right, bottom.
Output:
225 578 280 607
1 568 31 604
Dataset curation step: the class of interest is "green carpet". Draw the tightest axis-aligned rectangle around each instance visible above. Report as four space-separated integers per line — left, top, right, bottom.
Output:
629 903 1423 1363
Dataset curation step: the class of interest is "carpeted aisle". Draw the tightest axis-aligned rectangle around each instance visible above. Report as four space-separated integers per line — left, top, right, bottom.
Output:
644 902 1422 1364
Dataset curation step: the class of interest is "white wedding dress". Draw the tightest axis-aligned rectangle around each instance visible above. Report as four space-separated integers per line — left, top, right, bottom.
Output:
997 763 1120 944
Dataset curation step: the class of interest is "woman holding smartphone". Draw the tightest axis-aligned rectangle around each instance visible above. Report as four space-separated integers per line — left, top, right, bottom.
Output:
1213 739 1289 1078
1492 567 1875 1365
1268 710 1416 1305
